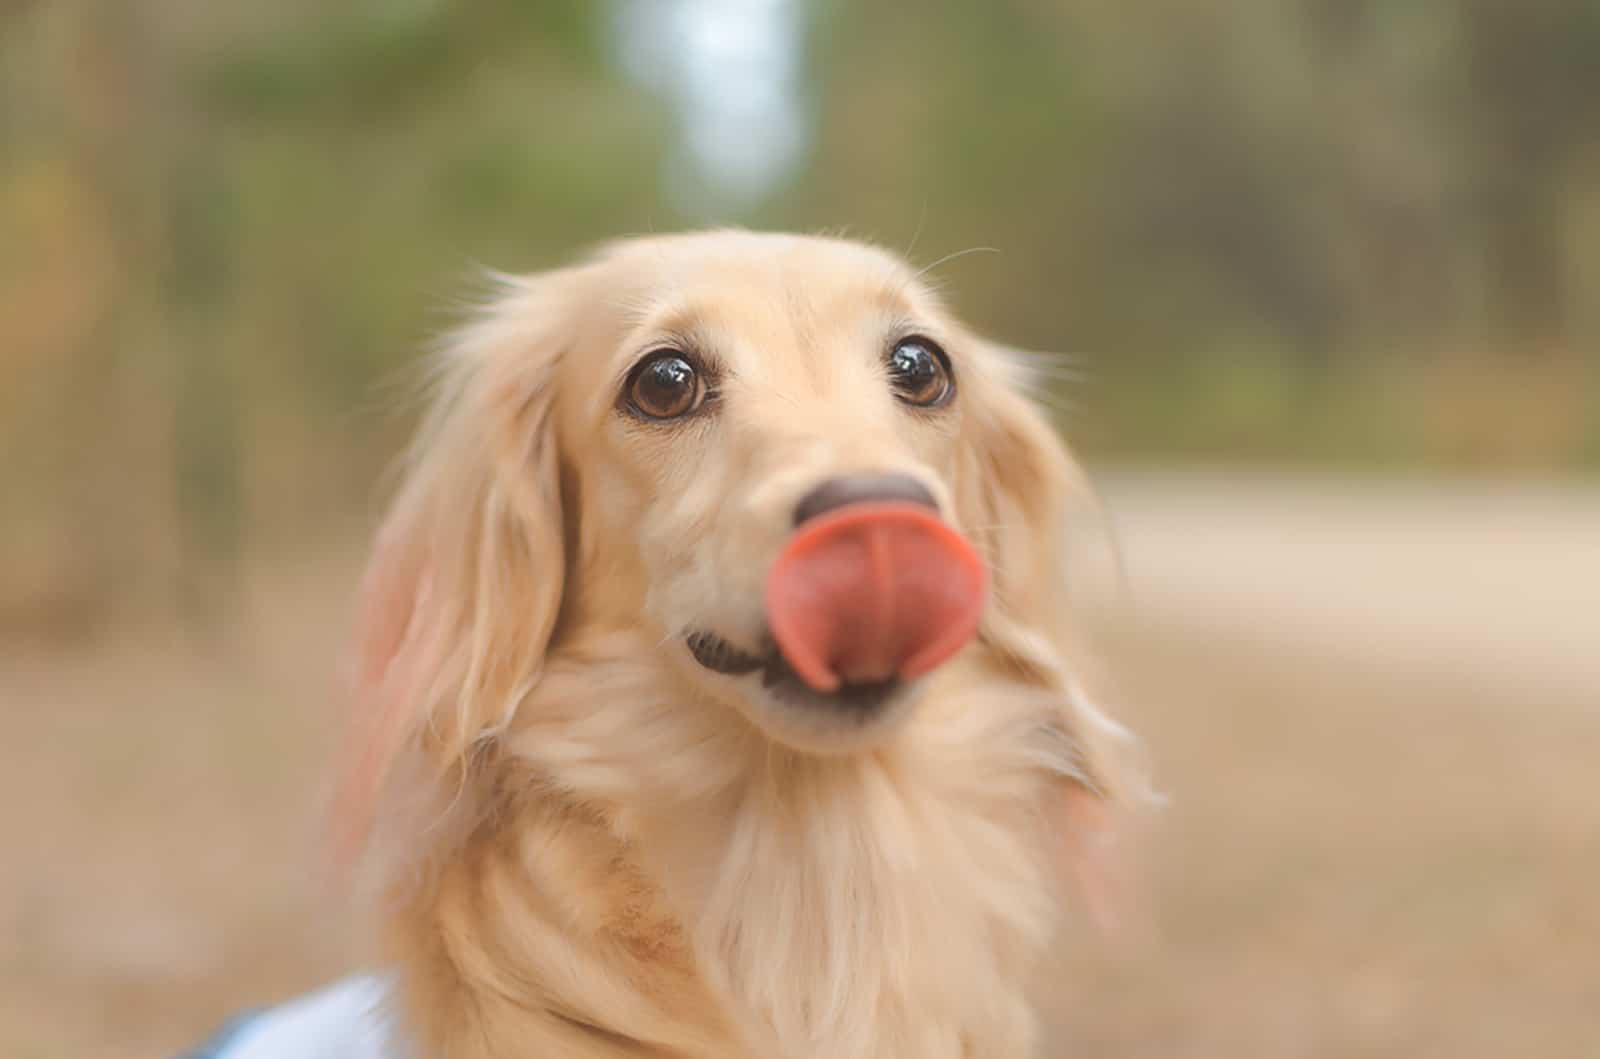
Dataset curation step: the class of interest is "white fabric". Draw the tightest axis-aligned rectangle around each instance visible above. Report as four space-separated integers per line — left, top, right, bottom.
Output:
214 974 408 1059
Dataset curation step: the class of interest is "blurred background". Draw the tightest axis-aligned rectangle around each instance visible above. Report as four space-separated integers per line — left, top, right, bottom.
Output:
2 2 1596 1056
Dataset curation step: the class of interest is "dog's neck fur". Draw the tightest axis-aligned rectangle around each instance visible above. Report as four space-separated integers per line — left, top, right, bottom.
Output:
386 626 1081 1059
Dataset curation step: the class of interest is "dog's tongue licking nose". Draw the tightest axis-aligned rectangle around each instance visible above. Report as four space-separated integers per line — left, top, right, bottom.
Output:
765 503 988 692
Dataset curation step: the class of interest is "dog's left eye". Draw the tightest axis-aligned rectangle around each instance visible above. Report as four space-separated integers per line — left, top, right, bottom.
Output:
625 350 706 420
887 337 954 408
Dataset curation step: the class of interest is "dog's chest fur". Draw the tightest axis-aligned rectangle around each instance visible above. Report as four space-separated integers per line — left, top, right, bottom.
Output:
386 635 1071 1059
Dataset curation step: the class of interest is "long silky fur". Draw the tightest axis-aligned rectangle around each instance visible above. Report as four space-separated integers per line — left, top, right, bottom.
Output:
336 232 1148 1059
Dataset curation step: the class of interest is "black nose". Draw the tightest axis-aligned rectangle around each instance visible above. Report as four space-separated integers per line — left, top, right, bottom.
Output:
793 473 939 526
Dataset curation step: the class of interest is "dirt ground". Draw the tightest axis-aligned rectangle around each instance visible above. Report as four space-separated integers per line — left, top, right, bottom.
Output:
3 473 1596 1058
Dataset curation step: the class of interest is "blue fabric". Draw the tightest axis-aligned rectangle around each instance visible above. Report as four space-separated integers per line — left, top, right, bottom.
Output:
173 974 402 1059
175 1009 263 1059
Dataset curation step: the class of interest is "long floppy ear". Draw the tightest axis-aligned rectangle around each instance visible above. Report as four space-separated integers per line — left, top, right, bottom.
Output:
956 340 1149 926
330 272 575 867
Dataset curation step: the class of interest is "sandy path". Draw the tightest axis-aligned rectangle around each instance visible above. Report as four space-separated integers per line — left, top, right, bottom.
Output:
1080 471 1599 706
4 472 1597 1058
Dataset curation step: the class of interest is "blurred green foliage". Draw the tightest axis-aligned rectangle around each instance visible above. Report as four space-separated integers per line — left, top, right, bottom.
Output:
2 0 1597 631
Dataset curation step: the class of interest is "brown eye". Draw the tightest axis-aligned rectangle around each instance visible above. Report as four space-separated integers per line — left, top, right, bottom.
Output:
625 350 705 420
887 337 954 407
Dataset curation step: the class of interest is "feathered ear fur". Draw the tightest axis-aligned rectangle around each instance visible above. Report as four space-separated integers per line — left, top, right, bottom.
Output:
331 272 576 867
955 341 1148 923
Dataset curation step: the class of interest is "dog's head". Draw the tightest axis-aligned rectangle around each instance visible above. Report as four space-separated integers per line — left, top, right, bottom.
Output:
336 231 1116 852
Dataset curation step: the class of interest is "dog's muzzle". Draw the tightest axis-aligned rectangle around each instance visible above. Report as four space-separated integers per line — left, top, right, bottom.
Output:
687 474 987 713
766 497 986 690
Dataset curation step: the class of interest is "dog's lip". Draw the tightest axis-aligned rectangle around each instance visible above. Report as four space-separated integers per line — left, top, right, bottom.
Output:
685 630 768 675
684 629 904 714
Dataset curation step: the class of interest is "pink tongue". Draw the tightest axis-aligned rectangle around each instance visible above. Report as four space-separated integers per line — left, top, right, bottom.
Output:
765 503 988 692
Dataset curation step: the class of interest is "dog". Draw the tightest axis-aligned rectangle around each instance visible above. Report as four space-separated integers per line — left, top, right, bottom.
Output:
188 230 1143 1058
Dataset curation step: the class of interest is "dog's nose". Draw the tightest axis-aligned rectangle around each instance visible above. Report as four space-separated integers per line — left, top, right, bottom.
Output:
793 473 938 526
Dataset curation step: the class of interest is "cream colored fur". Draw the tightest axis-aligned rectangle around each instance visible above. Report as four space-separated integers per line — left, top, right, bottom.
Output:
335 231 1143 1058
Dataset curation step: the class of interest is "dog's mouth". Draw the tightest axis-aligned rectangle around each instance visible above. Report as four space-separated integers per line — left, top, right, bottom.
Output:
685 629 904 714
685 502 989 719
685 630 767 677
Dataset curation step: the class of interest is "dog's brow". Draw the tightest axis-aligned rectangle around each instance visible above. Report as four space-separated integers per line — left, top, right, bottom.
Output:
636 302 702 341
867 276 930 326
607 303 727 388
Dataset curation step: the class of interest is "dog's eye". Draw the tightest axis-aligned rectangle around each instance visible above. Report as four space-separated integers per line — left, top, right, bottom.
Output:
887 337 954 408
625 350 705 420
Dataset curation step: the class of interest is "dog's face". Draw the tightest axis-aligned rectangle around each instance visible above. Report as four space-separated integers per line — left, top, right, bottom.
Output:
334 232 1142 1057
548 234 1014 750
341 231 1088 830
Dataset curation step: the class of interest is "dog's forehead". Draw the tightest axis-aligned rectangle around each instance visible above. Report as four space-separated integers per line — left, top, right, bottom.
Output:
599 234 944 360
603 230 916 287
608 236 934 327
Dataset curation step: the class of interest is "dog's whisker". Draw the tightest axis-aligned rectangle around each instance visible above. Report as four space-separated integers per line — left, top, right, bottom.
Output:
912 245 1001 283
1015 385 1081 419
1024 364 1090 383
901 198 931 265
1017 364 1092 386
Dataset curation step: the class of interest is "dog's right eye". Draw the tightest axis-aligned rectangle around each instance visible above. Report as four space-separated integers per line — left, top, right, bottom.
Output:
624 350 706 420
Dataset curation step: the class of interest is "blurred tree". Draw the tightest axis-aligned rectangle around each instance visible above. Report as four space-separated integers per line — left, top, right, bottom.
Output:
790 0 1595 458
0 0 668 637
2 0 1596 639
1456 0 1600 351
